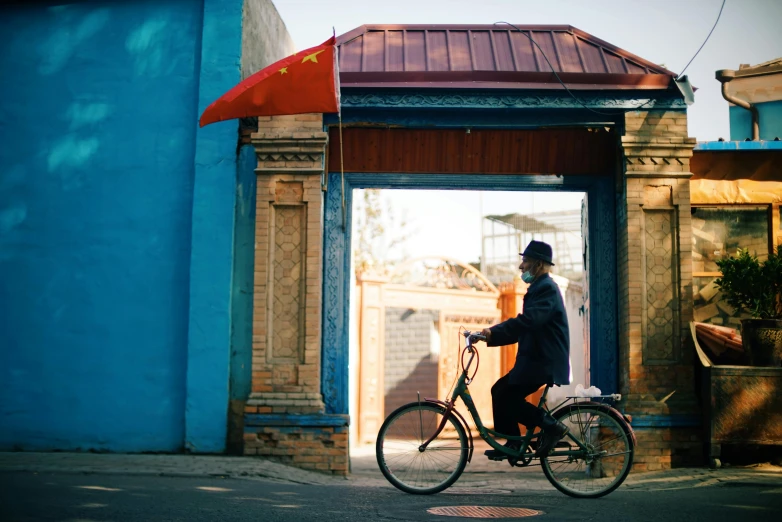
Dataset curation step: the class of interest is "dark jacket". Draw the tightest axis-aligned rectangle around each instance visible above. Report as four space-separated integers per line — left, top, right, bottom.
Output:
488 273 570 386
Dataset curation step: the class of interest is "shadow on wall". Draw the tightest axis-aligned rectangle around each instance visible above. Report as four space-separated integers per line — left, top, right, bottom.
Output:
384 355 439 423
383 308 441 421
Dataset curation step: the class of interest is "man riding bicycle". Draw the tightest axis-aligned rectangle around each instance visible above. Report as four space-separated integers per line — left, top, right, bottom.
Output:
475 240 571 459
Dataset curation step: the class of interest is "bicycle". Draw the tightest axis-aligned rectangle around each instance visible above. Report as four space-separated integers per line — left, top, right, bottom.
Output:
376 330 636 498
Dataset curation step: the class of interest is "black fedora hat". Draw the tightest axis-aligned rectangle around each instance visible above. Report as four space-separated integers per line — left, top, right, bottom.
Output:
520 240 555 265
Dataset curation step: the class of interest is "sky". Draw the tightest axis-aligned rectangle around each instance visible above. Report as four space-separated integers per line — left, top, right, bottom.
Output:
271 0 782 265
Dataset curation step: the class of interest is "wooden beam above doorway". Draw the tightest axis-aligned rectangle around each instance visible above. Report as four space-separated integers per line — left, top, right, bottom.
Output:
327 127 617 176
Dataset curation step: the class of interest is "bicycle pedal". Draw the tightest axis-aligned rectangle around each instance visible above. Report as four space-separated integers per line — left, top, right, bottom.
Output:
484 451 509 461
485 454 508 461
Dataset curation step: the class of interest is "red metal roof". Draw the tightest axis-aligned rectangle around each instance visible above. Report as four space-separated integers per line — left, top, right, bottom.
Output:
336 25 677 90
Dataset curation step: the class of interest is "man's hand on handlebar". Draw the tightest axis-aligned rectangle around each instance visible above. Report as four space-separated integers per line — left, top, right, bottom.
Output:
467 329 492 344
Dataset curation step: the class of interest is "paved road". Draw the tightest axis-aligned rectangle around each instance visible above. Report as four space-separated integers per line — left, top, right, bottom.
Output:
1 471 781 522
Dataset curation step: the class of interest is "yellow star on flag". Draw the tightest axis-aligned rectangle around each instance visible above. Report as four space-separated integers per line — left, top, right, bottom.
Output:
278 67 288 75
302 50 325 64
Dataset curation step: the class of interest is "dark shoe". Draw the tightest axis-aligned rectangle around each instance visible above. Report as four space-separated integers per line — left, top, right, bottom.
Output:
535 416 569 457
484 441 521 460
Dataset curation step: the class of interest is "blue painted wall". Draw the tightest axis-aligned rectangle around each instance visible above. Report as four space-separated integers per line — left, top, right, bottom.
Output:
185 0 246 453
729 100 782 141
0 0 246 452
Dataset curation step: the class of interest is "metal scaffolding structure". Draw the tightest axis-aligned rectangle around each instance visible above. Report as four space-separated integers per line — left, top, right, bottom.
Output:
480 209 583 283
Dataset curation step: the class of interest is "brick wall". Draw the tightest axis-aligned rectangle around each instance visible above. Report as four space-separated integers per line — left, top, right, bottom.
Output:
383 308 439 415
632 427 702 471
619 110 702 469
244 424 348 474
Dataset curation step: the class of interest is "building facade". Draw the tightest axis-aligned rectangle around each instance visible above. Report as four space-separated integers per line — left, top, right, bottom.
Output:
723 58 782 142
243 25 702 474
690 57 782 327
5 12 777 478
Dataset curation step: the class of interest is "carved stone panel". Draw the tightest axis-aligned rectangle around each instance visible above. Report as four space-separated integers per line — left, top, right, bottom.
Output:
275 181 304 203
642 209 680 364
270 205 306 363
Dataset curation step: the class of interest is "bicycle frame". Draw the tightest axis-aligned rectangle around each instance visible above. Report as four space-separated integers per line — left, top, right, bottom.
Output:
420 342 591 460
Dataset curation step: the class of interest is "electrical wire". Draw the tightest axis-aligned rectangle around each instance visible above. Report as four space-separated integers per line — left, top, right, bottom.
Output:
677 0 726 79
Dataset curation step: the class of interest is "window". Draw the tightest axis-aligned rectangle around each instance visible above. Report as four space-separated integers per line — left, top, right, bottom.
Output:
692 206 771 326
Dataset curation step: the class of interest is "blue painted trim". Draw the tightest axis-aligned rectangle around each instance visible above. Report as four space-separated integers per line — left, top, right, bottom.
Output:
326 108 624 128
340 89 686 110
321 172 620 415
629 414 702 428
342 173 602 190
229 145 257 401
322 176 352 414
244 413 350 428
589 179 618 395
694 141 782 151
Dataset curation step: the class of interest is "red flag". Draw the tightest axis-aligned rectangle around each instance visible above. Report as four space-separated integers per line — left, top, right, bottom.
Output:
199 36 340 127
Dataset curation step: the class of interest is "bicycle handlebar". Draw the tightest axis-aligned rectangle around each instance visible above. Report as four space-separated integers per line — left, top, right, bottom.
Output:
463 330 487 345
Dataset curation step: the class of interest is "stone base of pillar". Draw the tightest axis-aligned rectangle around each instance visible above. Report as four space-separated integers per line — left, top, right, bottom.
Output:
247 392 325 414
624 396 704 470
242 413 350 475
630 426 703 470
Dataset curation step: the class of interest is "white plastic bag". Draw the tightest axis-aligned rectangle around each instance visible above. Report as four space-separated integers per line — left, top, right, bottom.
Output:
575 384 602 397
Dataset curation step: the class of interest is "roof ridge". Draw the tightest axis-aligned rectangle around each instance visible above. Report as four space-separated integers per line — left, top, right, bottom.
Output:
747 56 782 69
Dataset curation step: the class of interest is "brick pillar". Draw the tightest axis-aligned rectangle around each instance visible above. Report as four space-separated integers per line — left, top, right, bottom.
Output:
244 114 349 475
618 110 701 470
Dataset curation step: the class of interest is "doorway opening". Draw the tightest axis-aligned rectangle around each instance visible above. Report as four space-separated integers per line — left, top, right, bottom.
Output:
347 188 589 450
320 170 618 464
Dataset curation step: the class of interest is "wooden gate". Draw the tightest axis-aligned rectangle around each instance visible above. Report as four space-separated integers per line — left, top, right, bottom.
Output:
355 258 501 444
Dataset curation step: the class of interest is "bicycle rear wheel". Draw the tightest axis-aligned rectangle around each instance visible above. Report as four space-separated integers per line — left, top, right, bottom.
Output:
541 404 634 498
376 402 468 495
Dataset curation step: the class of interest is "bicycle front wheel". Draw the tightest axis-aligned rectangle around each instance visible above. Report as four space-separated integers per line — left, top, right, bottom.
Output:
541 404 634 498
376 402 469 495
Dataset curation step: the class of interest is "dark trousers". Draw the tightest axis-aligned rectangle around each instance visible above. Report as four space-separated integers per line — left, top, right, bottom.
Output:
491 374 547 438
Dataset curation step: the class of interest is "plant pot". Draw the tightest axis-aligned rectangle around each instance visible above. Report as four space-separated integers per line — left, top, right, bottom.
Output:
740 319 782 367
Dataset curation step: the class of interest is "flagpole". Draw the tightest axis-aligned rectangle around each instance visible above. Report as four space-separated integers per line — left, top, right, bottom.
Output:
335 28 346 233
340 110 345 231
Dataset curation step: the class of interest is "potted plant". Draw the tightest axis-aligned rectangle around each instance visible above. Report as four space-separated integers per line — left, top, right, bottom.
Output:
714 246 782 367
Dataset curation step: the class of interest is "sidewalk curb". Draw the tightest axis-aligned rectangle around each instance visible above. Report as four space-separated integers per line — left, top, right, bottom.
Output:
0 466 341 485
1 452 779 491
0 453 346 487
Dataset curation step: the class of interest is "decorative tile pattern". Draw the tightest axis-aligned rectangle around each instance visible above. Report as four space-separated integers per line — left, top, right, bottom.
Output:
592 182 618 392
321 172 351 414
643 209 679 363
272 205 305 361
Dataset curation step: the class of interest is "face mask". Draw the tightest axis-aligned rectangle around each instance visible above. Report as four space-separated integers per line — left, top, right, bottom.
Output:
521 270 535 284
